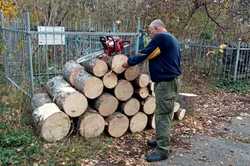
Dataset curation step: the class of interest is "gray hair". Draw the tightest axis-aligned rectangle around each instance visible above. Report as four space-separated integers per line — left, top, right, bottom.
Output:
149 19 165 28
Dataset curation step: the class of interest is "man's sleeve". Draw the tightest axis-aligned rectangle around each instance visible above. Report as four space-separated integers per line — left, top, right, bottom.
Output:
128 37 161 66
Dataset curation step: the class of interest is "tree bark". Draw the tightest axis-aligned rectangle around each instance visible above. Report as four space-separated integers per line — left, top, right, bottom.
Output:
32 93 71 142
46 76 88 117
81 58 108 77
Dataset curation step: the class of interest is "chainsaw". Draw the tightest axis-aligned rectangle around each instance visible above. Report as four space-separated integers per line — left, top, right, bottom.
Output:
77 36 130 63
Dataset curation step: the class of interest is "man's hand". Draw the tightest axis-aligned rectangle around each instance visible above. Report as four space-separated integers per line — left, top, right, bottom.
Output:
122 59 129 68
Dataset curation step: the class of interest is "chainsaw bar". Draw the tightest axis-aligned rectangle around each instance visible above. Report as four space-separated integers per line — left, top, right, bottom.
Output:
76 44 130 64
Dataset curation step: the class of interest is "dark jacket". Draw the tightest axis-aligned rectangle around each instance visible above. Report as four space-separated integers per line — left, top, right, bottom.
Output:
128 32 181 82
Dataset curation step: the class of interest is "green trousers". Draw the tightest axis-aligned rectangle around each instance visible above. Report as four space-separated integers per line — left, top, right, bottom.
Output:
154 79 178 152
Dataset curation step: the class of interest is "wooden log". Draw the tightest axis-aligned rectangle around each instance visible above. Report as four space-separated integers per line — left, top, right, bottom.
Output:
31 93 52 109
121 98 140 116
129 112 148 133
106 112 129 137
114 79 134 101
178 93 198 111
63 60 83 85
32 93 71 142
81 58 108 77
79 108 105 138
135 87 149 99
102 71 118 89
142 96 156 115
124 65 140 81
135 74 150 88
149 114 156 129
111 54 128 74
74 68 104 99
94 93 119 117
46 76 88 117
175 108 186 120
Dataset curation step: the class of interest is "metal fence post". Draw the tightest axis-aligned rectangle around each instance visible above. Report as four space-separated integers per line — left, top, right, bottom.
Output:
233 38 241 81
24 12 34 96
135 17 141 54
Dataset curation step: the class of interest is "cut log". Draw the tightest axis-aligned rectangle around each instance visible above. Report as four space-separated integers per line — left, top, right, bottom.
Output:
149 114 156 129
135 74 150 88
31 93 52 110
106 112 129 137
46 76 88 117
150 82 155 97
102 71 118 89
79 108 105 138
111 54 128 74
142 96 156 115
129 112 148 133
175 108 186 120
121 98 140 116
32 93 71 142
81 58 108 77
114 79 134 101
124 65 140 81
94 93 119 117
135 87 149 99
178 93 198 111
63 60 83 85
74 68 104 99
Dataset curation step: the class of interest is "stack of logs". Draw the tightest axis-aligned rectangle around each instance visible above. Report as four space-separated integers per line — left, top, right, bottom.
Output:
32 54 189 142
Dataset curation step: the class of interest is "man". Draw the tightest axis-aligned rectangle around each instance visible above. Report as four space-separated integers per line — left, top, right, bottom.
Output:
123 19 181 162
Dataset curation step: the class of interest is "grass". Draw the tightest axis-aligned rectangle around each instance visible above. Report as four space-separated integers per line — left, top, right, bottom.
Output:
0 64 112 165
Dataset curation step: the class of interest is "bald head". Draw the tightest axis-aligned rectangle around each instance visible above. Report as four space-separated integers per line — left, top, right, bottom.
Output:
149 19 166 29
148 19 167 38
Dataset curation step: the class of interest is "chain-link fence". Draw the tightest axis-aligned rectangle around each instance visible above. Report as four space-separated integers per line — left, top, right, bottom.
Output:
1 12 140 97
1 12 250 97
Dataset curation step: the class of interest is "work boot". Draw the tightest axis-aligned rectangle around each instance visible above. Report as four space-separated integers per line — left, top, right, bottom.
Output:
147 139 157 148
145 149 169 162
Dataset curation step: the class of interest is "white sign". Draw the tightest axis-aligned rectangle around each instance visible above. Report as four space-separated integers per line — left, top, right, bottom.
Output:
38 26 65 45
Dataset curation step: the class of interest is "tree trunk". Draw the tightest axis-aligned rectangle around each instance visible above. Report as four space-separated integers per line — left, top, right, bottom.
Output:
106 112 129 137
121 98 140 116
175 108 186 121
111 54 128 74
102 71 118 89
73 68 104 99
114 79 134 101
94 93 119 117
63 60 83 85
46 76 88 117
135 87 149 99
142 96 156 115
124 65 140 81
135 74 150 88
129 112 148 133
32 93 71 142
81 58 108 77
79 108 105 138
178 93 198 111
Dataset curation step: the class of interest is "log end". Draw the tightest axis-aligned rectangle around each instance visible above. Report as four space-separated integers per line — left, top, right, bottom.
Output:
124 65 140 81
84 77 104 99
123 98 140 116
114 80 134 101
103 71 118 89
106 113 129 138
130 112 148 133
111 54 128 74
79 112 105 138
143 96 156 115
93 59 108 77
63 92 88 117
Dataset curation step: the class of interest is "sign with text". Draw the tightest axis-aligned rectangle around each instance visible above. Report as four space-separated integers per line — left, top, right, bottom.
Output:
38 26 65 45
